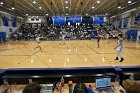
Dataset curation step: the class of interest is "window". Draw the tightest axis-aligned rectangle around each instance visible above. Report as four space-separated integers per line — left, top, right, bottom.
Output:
31 18 34 21
36 18 39 21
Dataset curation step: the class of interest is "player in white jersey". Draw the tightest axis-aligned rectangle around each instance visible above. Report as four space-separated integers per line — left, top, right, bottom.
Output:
62 32 65 41
34 35 43 52
60 30 66 44
114 34 124 62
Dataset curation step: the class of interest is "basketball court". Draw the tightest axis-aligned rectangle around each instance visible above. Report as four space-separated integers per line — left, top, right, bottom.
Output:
0 39 140 69
0 0 140 92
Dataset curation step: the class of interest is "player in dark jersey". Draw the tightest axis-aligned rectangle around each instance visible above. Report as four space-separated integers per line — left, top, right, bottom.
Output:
97 34 101 48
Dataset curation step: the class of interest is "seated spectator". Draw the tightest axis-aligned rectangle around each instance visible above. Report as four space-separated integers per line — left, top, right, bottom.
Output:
87 85 95 93
23 82 42 93
73 82 88 93
122 79 140 93
52 82 57 91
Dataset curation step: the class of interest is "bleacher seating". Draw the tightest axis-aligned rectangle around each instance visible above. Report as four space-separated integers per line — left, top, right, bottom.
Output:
8 24 119 41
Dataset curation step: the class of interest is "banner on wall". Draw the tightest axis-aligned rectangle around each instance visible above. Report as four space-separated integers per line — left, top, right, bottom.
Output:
82 16 93 25
52 16 104 26
118 20 122 28
53 16 65 26
134 13 140 24
123 18 128 27
12 17 17 27
93 16 104 24
66 16 81 26
2 16 9 26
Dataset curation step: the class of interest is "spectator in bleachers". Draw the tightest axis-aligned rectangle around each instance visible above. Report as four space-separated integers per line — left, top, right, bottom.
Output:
122 79 140 93
87 85 95 93
73 82 88 93
52 82 63 93
23 82 42 93
9 23 119 41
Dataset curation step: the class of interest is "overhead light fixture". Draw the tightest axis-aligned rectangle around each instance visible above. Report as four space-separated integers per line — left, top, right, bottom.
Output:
86 13 88 16
11 2 15 10
65 1 68 4
26 14 28 16
65 6 68 8
97 0 100 3
33 0 36 4
105 13 110 16
66 14 68 16
118 6 121 9
117 3 121 9
92 6 95 9
12 7 15 10
0 1 3 5
46 13 48 16
128 0 132 4
39 6 42 9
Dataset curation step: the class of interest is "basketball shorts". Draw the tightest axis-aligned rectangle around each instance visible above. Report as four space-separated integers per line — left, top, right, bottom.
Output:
116 45 124 52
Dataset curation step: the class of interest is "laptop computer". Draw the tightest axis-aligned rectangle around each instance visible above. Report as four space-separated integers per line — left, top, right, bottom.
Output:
96 77 115 93
40 84 53 93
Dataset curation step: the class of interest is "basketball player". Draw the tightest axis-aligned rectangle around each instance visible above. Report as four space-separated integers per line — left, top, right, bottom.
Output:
34 35 43 52
114 34 124 62
97 34 101 48
60 30 66 44
66 32 71 41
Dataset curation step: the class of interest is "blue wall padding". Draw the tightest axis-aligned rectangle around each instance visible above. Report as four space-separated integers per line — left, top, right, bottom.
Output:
126 30 138 41
3 16 8 26
66 16 81 26
93 16 104 24
53 16 65 26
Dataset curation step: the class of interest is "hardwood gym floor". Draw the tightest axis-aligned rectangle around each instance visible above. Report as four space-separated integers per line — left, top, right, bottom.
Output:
0 39 140 69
